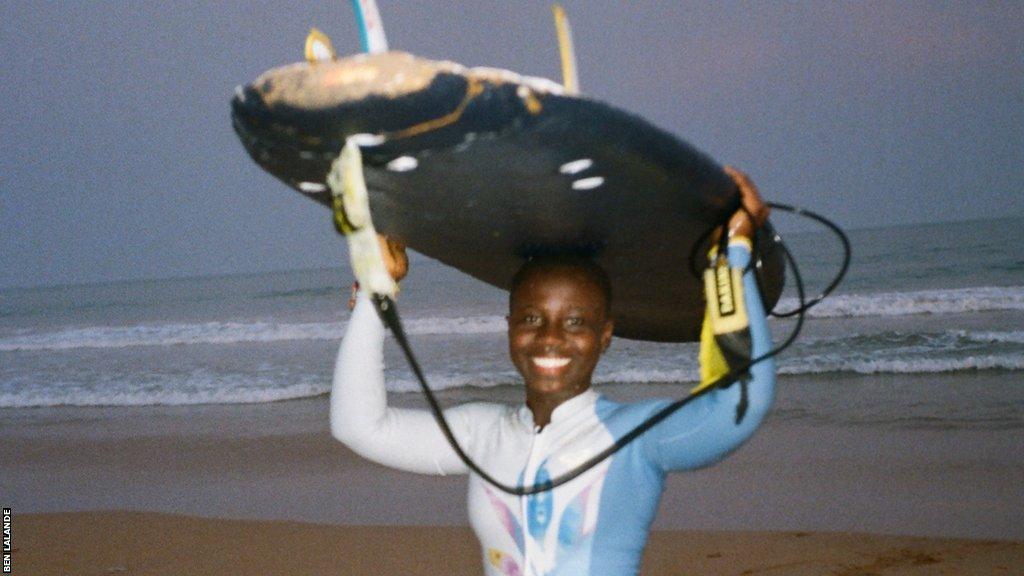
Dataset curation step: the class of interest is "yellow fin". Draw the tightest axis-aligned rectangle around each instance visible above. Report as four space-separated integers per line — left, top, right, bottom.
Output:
551 4 579 94
305 28 336 63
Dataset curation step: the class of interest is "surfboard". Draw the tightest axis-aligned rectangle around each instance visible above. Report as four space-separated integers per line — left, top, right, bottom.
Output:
231 52 785 342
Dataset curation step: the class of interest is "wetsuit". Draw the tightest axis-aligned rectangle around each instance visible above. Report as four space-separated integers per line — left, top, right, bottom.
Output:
331 242 775 576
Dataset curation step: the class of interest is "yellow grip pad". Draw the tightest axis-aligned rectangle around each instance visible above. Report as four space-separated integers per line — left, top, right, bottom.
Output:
694 258 750 393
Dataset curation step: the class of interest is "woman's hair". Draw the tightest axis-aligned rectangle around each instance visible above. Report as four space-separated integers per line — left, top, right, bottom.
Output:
509 255 613 316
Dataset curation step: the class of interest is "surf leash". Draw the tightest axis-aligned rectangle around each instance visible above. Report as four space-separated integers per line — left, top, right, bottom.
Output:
687 203 852 320
761 203 851 317
328 139 398 299
329 137 850 495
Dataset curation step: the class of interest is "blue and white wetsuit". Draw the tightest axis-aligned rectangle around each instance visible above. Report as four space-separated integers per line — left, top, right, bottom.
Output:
331 242 775 576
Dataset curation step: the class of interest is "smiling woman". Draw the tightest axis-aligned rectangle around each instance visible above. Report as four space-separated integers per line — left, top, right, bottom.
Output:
508 257 614 428
330 171 778 576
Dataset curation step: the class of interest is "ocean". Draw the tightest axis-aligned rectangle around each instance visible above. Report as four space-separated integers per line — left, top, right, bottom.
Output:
2 216 1022 430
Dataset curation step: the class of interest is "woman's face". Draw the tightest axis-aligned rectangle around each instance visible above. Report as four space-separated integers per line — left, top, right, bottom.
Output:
508 266 614 404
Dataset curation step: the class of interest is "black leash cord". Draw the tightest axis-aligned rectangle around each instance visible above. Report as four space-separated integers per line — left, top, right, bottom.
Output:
369 206 844 496
687 203 852 318
765 203 851 317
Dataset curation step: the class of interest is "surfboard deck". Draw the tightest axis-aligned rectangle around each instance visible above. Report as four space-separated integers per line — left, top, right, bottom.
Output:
231 52 784 342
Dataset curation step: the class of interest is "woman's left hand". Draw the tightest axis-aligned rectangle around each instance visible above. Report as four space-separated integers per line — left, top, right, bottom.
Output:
723 166 770 240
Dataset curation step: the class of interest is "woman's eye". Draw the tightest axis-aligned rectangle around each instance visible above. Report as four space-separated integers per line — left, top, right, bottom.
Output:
523 314 541 325
566 317 584 327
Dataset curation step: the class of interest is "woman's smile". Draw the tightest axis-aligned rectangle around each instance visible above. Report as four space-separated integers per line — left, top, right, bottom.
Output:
531 356 571 371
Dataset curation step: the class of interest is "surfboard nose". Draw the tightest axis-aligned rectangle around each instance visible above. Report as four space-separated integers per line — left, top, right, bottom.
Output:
229 52 485 197
232 52 466 133
230 76 338 203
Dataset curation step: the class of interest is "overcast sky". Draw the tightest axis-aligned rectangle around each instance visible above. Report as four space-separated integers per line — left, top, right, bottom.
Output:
2 1 1021 289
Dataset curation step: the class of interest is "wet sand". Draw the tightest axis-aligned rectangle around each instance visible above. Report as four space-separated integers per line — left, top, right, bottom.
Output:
3 376 1022 574
13 512 1022 575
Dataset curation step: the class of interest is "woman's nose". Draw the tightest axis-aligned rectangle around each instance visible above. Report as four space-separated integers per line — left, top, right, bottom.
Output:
537 320 565 345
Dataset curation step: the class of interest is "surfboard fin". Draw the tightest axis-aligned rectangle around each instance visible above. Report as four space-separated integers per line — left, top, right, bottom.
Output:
351 0 389 53
305 28 337 63
327 139 398 298
552 4 579 94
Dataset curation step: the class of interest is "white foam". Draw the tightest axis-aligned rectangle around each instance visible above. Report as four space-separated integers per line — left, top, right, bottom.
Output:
0 321 343 351
403 315 506 336
779 354 1024 375
780 286 1024 318
0 375 329 408
774 328 1024 376
3 326 1020 407
0 315 508 351
964 330 1024 344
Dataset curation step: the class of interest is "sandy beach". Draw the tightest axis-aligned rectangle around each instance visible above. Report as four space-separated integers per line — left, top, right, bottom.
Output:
13 512 1022 575
3 375 1022 574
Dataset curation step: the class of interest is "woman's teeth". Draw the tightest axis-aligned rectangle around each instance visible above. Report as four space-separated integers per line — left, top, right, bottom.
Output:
533 357 570 369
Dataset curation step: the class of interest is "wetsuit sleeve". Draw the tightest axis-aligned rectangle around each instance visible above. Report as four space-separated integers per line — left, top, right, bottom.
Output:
330 293 484 475
644 240 776 472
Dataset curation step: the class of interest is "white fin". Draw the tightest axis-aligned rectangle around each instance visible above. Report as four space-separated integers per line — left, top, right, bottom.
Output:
352 0 389 53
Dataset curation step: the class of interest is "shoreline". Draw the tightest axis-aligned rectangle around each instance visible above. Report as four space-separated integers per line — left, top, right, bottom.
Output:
3 373 1022 540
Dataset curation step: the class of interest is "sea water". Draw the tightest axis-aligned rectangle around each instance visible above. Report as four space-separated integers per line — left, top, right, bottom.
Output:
2 217 1022 429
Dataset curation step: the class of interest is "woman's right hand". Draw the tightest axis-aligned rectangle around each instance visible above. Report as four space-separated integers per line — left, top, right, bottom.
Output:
348 234 409 310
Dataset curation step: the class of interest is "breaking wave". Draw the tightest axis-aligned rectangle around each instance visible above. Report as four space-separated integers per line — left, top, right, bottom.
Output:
4 286 1022 352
